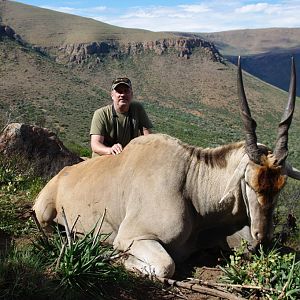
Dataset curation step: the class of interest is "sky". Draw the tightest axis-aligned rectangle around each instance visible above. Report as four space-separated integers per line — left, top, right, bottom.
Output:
16 0 300 32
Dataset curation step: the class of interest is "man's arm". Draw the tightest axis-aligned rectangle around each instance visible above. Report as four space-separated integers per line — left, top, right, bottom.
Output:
91 134 123 155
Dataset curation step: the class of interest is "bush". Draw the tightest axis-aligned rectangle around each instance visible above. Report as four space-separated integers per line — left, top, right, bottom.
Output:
63 142 91 158
220 241 300 299
32 214 129 299
0 154 45 236
0 244 54 299
0 154 44 194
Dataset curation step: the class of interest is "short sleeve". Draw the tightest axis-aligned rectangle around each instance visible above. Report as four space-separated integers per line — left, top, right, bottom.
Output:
90 109 107 136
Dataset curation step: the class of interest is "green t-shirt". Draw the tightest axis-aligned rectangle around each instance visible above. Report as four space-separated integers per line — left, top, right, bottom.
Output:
90 102 153 156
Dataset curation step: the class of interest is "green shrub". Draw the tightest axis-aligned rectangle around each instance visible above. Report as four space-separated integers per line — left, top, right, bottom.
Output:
64 142 91 158
220 241 300 299
0 154 45 236
33 217 129 299
0 244 54 299
0 154 44 194
274 180 300 249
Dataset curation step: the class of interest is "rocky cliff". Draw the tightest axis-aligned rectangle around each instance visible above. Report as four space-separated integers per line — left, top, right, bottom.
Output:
0 24 47 54
0 23 223 64
57 38 223 64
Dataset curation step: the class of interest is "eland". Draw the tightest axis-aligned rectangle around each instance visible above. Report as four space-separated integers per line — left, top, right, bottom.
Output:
33 57 300 278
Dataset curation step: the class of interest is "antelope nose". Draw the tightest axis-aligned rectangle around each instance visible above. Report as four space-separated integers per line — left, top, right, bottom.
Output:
254 231 263 242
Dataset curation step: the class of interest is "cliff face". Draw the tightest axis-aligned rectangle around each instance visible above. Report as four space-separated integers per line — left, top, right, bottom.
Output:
0 24 48 54
0 24 223 64
57 38 223 64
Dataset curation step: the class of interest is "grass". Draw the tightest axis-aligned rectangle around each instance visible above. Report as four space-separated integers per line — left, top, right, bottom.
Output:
0 243 53 300
64 141 92 157
0 158 299 299
0 154 44 236
31 222 130 299
0 1 177 47
274 180 300 250
1 10 300 298
220 241 300 299
201 28 300 56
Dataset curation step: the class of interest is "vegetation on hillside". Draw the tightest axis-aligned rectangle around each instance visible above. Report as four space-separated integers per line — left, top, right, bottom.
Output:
0 4 300 298
0 0 177 47
200 29 300 96
200 28 300 56
2 36 299 165
225 52 300 97
220 241 300 299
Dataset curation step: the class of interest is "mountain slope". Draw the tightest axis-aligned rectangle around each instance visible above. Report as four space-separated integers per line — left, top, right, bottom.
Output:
200 28 300 96
226 52 300 97
0 36 108 148
0 2 299 165
1 35 299 165
0 0 176 47
201 28 300 56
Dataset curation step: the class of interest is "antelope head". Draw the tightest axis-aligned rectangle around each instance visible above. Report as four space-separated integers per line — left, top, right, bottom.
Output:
238 56 300 246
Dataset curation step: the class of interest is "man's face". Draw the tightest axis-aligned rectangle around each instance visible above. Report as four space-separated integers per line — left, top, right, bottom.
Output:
111 84 133 113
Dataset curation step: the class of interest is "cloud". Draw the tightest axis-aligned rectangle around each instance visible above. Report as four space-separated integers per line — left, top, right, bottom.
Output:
41 5 107 16
178 4 210 13
40 1 300 33
41 6 77 14
236 3 267 13
235 3 279 14
120 6 185 19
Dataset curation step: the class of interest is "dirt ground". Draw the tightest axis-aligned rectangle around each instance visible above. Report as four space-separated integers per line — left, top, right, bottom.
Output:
0 229 232 300
110 249 231 300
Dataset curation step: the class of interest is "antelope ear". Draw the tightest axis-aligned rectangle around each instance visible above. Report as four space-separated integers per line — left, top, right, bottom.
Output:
220 155 249 203
285 161 300 180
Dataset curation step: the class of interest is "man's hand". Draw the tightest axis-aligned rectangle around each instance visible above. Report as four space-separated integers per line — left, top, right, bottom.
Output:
110 143 123 155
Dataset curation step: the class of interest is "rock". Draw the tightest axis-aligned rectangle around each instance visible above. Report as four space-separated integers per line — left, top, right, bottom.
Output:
4 25 15 38
0 25 16 38
0 24 25 45
56 37 223 64
0 123 83 178
57 41 117 64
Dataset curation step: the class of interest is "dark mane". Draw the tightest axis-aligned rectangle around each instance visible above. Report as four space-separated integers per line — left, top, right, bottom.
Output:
182 141 245 168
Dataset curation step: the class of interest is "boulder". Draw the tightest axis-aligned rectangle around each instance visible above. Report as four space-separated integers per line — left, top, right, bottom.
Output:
4 25 15 38
0 123 83 178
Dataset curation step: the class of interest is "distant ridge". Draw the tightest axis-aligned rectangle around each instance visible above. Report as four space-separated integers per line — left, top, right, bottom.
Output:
200 28 300 56
0 1 223 64
0 0 299 164
200 28 300 96
0 0 177 47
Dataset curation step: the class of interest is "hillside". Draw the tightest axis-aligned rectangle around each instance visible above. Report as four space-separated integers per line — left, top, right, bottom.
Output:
0 1 221 65
0 37 108 149
200 28 300 96
0 4 300 298
225 52 300 97
200 28 300 56
1 35 299 165
0 0 177 47
0 1 299 166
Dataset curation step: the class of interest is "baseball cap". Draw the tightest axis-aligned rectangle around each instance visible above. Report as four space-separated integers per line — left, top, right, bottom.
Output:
111 77 132 90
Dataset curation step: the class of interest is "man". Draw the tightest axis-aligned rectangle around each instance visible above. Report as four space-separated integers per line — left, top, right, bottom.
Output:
90 77 153 157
